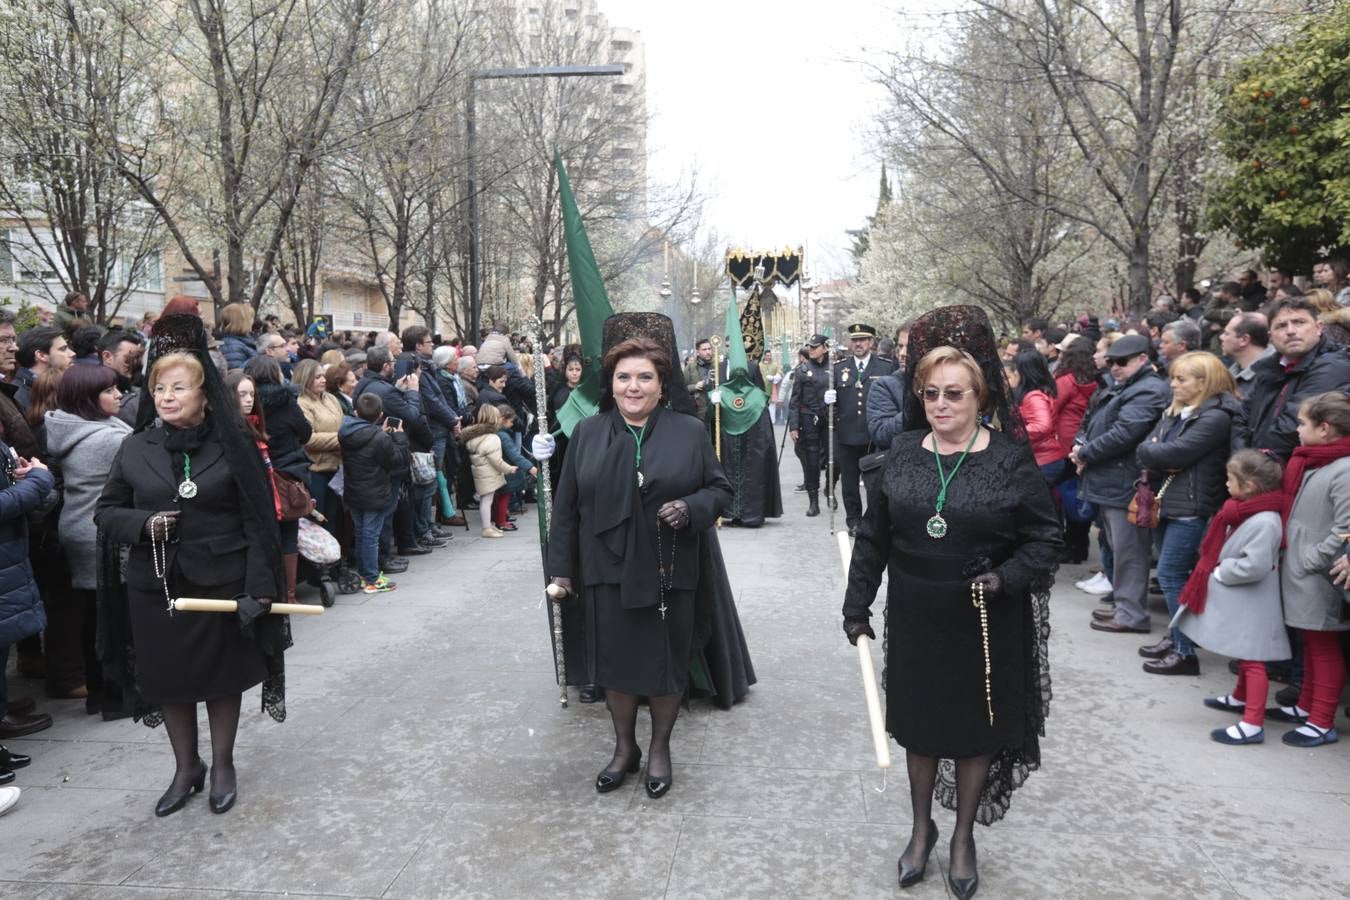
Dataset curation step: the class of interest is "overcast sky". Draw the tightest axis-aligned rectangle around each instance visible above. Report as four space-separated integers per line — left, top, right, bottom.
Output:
601 0 908 281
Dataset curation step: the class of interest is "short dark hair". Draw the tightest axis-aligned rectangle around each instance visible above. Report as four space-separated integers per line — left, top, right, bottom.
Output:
695 338 711 350
401 325 431 352
1181 287 1203 306
64 291 87 308
1267 297 1320 325
98 329 141 356
1277 282 1304 298
17 326 62 367
1230 313 1269 348
56 361 118 420
1023 317 1049 334
355 392 384 422
0 308 15 327
68 325 103 357
1145 309 1179 330
243 354 284 385
482 363 507 383
1218 281 1242 298
1043 326 1068 346
599 338 672 411
366 346 393 373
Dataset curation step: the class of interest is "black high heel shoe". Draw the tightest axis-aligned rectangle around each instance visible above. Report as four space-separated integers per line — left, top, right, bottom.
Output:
644 766 673 800
898 818 938 887
209 764 237 814
595 749 641 794
155 759 206 817
948 836 979 900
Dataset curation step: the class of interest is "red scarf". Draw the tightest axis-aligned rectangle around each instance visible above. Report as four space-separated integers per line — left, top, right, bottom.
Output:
248 414 284 522
1177 492 1284 614
1280 436 1350 520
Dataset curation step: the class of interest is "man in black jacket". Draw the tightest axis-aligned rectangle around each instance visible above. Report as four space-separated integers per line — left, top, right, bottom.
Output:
787 337 829 516
395 326 457 547
830 324 898 536
1072 335 1171 634
1243 297 1350 459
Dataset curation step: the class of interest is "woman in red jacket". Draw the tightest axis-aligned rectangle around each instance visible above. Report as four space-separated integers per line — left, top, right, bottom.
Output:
1005 349 1065 478
1050 336 1101 563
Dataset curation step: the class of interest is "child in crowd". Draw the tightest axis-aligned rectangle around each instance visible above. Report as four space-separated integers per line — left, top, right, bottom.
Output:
1274 391 1350 746
461 404 517 539
495 405 536 531
337 393 406 593
1172 449 1288 744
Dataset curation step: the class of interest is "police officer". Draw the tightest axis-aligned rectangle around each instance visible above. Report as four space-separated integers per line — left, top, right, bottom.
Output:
829 323 897 536
787 335 830 516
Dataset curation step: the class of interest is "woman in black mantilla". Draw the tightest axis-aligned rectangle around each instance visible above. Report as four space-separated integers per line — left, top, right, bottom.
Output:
841 306 1059 899
95 315 288 818
547 335 731 799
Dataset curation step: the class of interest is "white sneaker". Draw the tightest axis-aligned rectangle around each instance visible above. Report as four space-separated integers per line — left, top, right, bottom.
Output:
0 786 20 817
1078 572 1114 595
1073 572 1102 590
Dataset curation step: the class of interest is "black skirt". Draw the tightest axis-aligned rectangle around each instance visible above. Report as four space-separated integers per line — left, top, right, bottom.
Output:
590 584 695 697
128 578 269 704
886 554 1026 759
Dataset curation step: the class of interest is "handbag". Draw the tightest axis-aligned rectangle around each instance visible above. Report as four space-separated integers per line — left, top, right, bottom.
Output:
410 450 437 486
261 447 313 521
1127 471 1174 528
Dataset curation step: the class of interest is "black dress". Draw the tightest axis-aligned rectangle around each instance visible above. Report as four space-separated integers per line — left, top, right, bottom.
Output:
548 406 731 697
706 361 782 527
843 429 1060 824
96 424 283 704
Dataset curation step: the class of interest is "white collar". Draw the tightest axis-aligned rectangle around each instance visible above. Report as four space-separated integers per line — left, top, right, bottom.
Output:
855 354 871 368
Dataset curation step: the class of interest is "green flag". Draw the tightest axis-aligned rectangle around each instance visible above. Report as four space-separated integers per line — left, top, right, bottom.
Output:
553 149 614 437
713 289 768 435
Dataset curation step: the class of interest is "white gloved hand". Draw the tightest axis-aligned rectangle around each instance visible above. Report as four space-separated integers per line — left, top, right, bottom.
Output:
708 389 723 405
823 389 837 405
771 374 782 384
531 433 556 460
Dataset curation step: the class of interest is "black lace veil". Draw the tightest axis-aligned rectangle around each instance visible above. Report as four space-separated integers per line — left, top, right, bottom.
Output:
896 304 1053 825
599 312 697 416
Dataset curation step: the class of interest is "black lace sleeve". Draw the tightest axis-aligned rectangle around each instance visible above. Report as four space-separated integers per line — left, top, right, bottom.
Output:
994 442 1063 599
842 480 891 621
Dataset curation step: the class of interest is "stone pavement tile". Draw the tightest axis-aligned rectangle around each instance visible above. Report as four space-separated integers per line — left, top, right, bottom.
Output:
232 687 363 751
968 829 1239 899
629 762 869 823
4 887 350 900
409 751 650 808
700 678 876 771
1199 843 1350 900
7 699 159 745
384 803 681 899
2 787 165 885
664 816 923 900
307 694 523 770
122 797 444 896
0 739 165 791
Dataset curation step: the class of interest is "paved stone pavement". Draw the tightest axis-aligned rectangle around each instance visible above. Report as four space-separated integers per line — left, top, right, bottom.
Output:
4 426 1350 899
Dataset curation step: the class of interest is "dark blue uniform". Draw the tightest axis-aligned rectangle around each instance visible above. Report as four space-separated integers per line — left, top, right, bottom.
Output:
787 358 829 493
831 353 897 529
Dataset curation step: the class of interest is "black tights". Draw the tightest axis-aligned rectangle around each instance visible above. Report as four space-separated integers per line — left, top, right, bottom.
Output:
902 750 993 880
161 694 242 795
603 689 681 779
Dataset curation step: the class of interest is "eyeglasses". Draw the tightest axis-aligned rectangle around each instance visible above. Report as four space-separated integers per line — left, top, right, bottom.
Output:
919 387 975 404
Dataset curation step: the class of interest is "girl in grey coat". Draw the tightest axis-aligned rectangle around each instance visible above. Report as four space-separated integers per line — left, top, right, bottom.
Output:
1172 450 1289 745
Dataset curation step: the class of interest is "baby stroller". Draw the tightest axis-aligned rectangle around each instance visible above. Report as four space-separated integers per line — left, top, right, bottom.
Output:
296 513 343 607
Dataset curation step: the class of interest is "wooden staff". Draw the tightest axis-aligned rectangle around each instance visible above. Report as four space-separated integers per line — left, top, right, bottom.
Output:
173 599 323 616
710 335 723 528
529 316 567 709
856 634 892 769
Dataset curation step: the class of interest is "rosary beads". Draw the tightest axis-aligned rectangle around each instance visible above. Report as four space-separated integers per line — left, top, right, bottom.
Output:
971 581 993 725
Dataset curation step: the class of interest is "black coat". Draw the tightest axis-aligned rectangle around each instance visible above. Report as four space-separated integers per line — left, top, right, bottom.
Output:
786 358 828 430
1242 336 1350 458
1136 393 1245 519
337 417 408 512
354 371 431 452
832 354 898 446
257 382 313 479
0 454 54 645
1076 365 1172 507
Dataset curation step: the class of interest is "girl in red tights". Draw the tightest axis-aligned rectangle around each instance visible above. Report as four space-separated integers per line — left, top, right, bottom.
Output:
1275 392 1350 747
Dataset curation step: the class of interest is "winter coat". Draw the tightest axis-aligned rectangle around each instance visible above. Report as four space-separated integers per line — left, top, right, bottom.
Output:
395 352 459 440
1135 393 1245 519
0 450 54 645
476 331 518 367
297 390 344 474
1052 373 1097 454
337 416 406 511
1019 389 1063 466
865 370 906 450
498 428 533 493
1318 307 1350 348
256 382 313 479
1242 336 1350 458
44 410 133 589
463 422 513 495
1174 510 1289 660
1075 365 1171 508
1281 455 1350 632
220 334 258 372
353 370 431 452
0 381 38 458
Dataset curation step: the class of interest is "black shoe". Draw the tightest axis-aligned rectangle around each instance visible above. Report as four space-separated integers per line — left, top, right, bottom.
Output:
645 766 673 800
1138 636 1174 659
899 818 938 887
1275 683 1302 707
1142 651 1199 675
578 684 605 704
396 545 433 556
0 768 12 786
0 712 53 739
381 558 409 574
155 759 206 817
793 483 808 493
419 538 448 548
806 492 820 517
209 764 237 814
0 744 31 769
948 837 979 900
595 749 641 793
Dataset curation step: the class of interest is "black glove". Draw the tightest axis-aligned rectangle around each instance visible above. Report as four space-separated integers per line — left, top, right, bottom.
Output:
968 572 1001 600
143 511 179 541
657 499 691 530
843 617 875 646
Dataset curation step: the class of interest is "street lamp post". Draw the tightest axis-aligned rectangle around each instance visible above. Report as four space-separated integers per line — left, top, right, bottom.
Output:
467 64 625 343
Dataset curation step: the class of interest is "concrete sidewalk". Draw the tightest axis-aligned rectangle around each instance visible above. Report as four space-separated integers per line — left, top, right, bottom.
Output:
3 429 1349 898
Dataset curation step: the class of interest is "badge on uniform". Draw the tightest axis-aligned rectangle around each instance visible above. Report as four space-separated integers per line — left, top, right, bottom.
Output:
841 369 850 384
